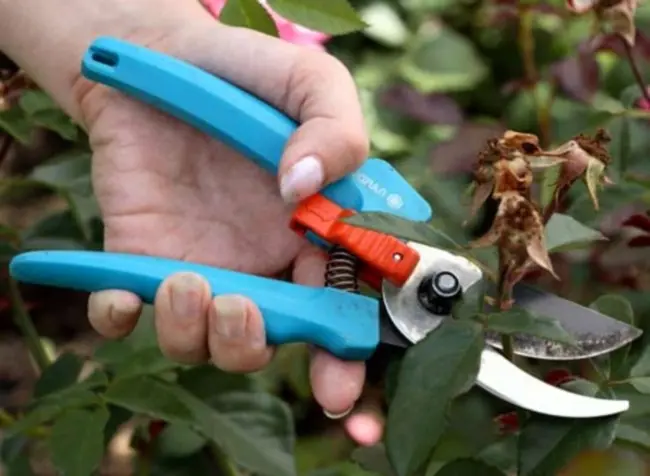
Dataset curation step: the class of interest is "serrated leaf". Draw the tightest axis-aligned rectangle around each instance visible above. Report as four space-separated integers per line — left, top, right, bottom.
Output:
399 22 487 94
104 376 296 476
435 458 505 476
544 213 607 253
341 212 458 249
33 352 84 398
266 0 367 35
517 414 619 476
485 308 578 347
220 0 279 37
49 407 109 476
385 319 484 476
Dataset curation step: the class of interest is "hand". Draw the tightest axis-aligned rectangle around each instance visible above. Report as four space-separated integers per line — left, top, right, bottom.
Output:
77 1 376 433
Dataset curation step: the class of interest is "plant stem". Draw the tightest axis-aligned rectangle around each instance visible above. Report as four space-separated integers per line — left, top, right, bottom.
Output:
501 335 515 361
7 278 50 372
621 35 650 104
516 2 550 146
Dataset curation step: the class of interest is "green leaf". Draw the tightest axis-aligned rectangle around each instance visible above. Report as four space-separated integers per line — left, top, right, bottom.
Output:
341 212 458 249
616 421 650 449
266 0 367 35
0 108 33 144
48 407 109 476
156 423 207 458
33 352 84 398
630 345 650 379
359 2 409 48
615 116 632 174
385 319 484 476
589 294 635 377
545 213 607 253
28 151 91 190
517 414 619 476
210 391 295 457
399 22 487 94
104 377 296 476
177 364 256 400
484 308 578 347
18 90 78 141
435 458 505 476
5 389 101 437
220 0 279 37
351 444 396 476
627 377 650 394
110 346 182 380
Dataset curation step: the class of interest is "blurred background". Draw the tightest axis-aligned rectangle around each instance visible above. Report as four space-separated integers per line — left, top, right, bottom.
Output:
2 0 650 474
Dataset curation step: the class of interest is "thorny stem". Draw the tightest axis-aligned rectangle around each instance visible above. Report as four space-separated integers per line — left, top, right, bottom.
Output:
517 2 551 146
8 278 51 372
620 35 650 104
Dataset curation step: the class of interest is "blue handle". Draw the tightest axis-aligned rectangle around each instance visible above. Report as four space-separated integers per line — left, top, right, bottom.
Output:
10 251 380 360
81 37 432 222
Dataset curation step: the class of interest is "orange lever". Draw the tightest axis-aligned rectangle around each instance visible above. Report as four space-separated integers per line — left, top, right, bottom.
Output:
289 194 420 288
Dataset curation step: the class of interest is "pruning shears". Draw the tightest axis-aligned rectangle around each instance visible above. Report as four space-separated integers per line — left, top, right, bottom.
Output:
9 37 643 419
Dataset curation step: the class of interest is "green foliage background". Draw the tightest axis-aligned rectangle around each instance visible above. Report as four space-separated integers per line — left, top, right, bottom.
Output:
2 0 650 475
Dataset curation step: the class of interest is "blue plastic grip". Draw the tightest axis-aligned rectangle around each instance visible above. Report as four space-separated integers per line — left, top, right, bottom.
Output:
81 37 432 222
10 251 380 360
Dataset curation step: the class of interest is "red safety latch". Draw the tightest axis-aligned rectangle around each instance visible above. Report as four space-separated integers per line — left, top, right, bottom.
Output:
289 194 420 290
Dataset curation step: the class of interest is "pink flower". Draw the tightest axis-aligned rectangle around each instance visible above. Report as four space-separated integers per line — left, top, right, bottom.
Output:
201 0 330 49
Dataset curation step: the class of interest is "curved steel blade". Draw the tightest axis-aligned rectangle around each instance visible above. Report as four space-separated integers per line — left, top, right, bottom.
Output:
484 283 643 360
383 242 642 361
477 348 628 417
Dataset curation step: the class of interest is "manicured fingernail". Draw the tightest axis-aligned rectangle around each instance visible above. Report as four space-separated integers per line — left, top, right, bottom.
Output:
324 405 354 420
280 156 324 203
170 273 204 318
213 296 246 339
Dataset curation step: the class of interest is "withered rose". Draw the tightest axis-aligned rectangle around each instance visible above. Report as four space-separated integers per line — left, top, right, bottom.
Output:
566 0 638 46
468 191 559 309
466 131 564 221
545 129 614 210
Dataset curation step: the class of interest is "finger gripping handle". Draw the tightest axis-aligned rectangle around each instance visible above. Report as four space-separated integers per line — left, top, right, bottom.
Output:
81 37 432 221
10 251 380 360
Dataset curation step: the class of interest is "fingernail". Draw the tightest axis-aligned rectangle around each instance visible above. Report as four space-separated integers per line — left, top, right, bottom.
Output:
170 273 204 318
280 156 324 203
109 294 140 327
213 296 246 339
324 405 354 420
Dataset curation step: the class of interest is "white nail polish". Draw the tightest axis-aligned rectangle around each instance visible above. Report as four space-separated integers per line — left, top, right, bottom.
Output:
323 406 354 420
280 156 324 203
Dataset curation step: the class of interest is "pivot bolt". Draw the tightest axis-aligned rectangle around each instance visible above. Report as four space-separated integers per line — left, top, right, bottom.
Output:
417 271 462 315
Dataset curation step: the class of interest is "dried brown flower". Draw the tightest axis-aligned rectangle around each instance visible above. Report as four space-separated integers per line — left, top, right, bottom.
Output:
545 129 614 210
468 191 559 309
0 70 34 112
466 131 565 221
566 0 638 46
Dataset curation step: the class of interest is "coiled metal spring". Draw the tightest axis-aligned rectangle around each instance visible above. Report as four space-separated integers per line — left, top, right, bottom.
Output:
325 245 360 293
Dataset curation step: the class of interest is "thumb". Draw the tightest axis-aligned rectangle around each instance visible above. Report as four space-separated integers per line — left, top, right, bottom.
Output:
275 59 370 203
182 17 369 202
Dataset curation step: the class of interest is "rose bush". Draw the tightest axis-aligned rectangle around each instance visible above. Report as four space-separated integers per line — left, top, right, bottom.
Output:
1 0 650 475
